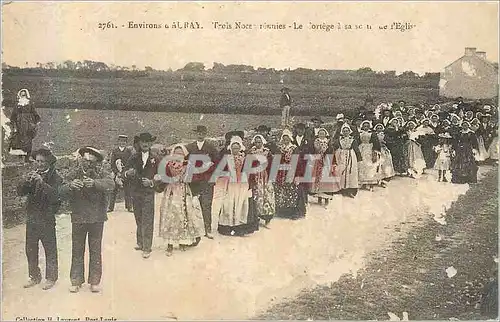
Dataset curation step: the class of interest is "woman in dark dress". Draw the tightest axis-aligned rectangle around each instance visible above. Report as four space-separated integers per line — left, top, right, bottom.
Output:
274 129 307 220
385 118 409 175
416 118 437 169
9 89 40 162
450 121 479 184
248 135 275 226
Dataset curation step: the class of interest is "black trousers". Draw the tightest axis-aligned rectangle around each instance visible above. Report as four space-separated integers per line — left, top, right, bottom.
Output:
132 193 155 252
70 222 104 286
108 180 133 211
191 182 214 235
26 222 58 282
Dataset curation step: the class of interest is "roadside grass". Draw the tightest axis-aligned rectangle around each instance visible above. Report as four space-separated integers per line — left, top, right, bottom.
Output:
258 169 498 320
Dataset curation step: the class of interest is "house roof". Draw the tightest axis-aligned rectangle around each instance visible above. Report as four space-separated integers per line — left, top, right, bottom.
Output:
444 54 498 71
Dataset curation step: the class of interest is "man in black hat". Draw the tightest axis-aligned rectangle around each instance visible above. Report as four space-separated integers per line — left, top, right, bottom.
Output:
292 123 311 152
108 135 134 212
124 133 158 258
18 148 62 290
256 125 278 153
306 116 324 142
186 126 219 239
60 146 115 293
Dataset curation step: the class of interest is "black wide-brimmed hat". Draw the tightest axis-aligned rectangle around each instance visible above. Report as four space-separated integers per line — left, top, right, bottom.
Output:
255 125 271 133
31 147 57 164
136 132 157 142
118 134 128 139
193 125 208 133
311 116 324 123
77 146 104 162
225 130 245 142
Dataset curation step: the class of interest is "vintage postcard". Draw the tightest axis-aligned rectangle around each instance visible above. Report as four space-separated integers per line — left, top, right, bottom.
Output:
1 1 498 321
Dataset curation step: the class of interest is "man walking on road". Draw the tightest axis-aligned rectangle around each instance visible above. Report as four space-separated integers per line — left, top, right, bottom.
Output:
124 132 158 258
60 146 115 293
18 148 62 290
186 125 218 240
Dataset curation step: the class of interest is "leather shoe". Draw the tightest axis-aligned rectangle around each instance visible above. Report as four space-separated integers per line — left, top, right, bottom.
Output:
69 285 81 293
90 284 101 293
23 279 40 288
205 233 214 239
134 245 142 251
42 280 56 290
142 251 151 259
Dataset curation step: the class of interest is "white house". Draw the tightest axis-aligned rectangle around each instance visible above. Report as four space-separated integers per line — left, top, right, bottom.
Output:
439 47 498 99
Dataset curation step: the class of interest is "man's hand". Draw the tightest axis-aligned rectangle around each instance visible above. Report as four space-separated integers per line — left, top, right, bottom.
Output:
124 169 136 178
141 178 153 187
70 179 85 190
83 177 95 188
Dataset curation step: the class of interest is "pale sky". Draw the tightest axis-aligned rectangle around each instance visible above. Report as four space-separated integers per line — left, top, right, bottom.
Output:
2 1 499 74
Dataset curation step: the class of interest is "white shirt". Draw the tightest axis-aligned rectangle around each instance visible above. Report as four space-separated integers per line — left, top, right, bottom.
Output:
314 128 320 136
295 135 304 146
118 146 125 152
141 151 149 168
383 117 390 126
196 140 205 150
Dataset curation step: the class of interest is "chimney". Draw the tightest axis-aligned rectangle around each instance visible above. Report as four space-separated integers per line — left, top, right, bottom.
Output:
476 51 487 60
465 47 477 56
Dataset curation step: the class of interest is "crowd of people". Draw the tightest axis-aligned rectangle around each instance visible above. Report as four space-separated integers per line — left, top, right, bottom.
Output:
13 86 498 294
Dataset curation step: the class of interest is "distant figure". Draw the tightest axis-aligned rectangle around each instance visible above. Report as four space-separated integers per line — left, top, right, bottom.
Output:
280 87 292 128
9 89 40 162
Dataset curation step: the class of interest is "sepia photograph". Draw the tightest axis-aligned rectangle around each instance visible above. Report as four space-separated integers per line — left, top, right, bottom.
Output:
1 1 499 320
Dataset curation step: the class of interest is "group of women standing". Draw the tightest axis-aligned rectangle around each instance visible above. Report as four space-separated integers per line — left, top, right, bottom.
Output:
126 100 499 256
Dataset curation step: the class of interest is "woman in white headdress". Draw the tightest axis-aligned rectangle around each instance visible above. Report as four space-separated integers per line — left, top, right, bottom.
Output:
274 129 307 219
9 89 40 162
331 123 361 198
373 123 395 185
157 144 205 256
451 121 479 184
248 134 275 226
217 136 258 236
405 120 426 178
310 128 340 207
357 120 381 191
416 118 437 169
385 117 409 175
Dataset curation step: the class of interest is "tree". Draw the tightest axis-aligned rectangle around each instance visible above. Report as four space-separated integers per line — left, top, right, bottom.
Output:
400 71 419 78
145 66 153 71
63 60 76 69
182 62 205 72
212 62 225 72
356 67 375 76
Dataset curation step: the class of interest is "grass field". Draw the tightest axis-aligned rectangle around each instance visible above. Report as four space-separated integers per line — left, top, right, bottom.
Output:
29 109 316 154
2 74 440 116
2 72 440 154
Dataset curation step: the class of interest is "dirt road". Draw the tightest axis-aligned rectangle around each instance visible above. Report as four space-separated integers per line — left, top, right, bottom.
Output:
1 167 493 320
